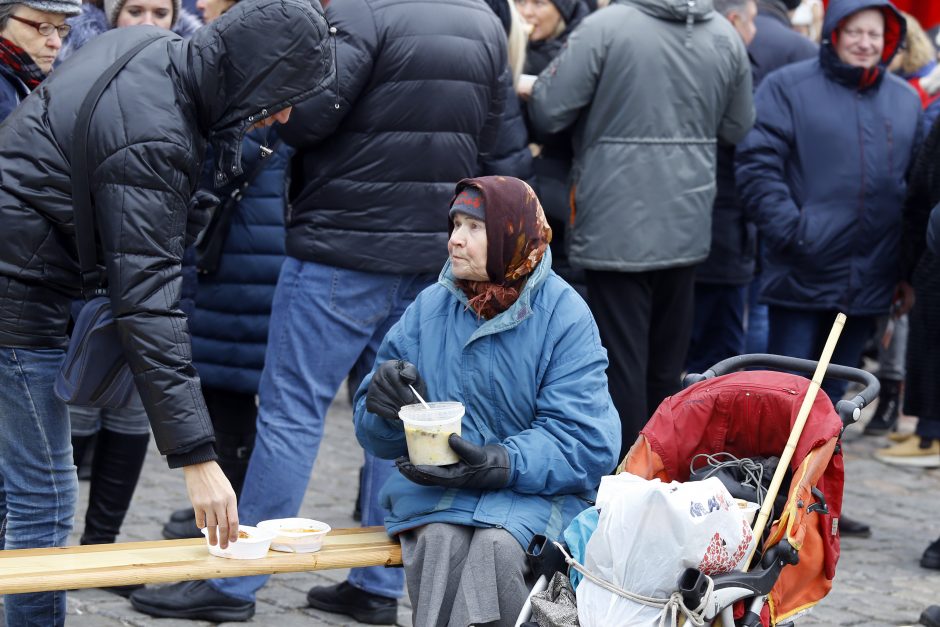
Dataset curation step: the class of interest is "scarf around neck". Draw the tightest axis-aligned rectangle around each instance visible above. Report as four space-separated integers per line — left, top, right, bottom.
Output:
0 36 46 90
450 176 552 321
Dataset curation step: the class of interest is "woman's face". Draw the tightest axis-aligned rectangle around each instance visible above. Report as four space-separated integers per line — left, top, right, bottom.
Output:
448 213 489 282
195 0 235 23
515 0 562 42
116 0 173 28
0 6 67 73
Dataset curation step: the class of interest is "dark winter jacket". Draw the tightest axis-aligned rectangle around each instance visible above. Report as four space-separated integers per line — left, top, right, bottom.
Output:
478 71 533 182
528 0 754 272
0 62 29 123
280 0 508 275
751 3 818 85
190 131 288 395
699 7 816 286
736 0 921 316
0 0 333 466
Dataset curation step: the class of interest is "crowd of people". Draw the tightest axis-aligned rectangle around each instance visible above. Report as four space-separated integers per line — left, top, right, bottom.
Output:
0 0 939 625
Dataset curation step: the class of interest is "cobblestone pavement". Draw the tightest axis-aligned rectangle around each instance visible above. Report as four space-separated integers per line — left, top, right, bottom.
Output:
4 387 939 627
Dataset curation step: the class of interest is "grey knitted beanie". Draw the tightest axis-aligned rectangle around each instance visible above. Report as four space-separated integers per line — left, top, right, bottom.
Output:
103 0 180 27
0 0 81 16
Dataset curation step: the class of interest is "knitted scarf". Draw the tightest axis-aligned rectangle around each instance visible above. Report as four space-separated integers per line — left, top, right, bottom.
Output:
0 36 46 90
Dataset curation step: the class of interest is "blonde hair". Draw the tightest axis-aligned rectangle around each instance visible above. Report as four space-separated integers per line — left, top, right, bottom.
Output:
899 12 937 76
507 0 528 84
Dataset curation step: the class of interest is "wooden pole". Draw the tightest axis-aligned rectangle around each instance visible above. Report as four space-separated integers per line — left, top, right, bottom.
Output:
743 313 846 572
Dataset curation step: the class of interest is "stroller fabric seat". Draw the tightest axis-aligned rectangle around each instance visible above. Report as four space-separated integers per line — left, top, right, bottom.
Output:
620 370 845 625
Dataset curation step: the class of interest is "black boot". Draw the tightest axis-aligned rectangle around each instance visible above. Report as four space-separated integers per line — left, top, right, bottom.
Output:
80 429 151 596
864 379 902 435
162 432 254 540
71 432 98 481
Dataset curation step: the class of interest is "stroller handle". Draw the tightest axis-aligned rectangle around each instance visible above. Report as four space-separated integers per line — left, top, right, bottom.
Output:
683 353 880 427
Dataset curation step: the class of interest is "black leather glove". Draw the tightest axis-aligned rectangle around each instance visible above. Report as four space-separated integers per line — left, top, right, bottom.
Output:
396 434 511 490
185 190 220 247
366 359 427 420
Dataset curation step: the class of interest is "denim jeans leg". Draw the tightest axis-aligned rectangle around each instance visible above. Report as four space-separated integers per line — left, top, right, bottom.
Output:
347 454 403 598
0 347 76 627
346 272 434 599
745 276 769 355
687 283 747 374
208 259 409 602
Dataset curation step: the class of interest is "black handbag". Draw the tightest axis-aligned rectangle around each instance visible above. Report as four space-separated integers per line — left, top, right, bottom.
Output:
54 36 163 408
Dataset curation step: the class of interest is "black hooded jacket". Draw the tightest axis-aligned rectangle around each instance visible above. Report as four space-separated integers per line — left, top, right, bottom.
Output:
0 0 334 466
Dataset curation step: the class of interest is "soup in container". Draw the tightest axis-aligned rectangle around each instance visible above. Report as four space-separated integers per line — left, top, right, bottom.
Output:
202 525 276 560
257 518 332 553
398 401 464 466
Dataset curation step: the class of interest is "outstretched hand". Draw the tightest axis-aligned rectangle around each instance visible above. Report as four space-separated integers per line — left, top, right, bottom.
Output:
183 461 238 548
396 434 510 490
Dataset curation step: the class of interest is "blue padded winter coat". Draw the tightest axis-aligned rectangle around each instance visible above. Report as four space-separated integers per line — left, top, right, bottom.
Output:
735 0 922 315
189 131 288 394
354 249 620 549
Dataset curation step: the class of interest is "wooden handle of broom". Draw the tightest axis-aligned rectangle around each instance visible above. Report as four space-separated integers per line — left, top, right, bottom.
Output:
743 312 847 572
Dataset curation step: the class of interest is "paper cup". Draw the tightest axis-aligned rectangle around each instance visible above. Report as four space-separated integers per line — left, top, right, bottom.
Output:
399 401 464 466
202 525 275 560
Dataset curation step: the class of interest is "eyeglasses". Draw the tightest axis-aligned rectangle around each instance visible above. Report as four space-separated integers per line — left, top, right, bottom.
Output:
840 27 883 43
8 15 71 39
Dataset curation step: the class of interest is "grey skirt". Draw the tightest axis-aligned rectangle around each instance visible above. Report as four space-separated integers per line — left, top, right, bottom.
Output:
400 523 532 627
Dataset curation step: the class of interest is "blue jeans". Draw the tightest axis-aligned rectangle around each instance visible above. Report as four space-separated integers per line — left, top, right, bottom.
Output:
0 347 77 627
687 283 747 374
767 307 877 403
209 258 434 602
745 276 769 355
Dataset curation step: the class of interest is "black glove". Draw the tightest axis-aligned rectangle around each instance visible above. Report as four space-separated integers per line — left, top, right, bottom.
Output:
366 359 427 420
396 434 511 490
185 190 220 247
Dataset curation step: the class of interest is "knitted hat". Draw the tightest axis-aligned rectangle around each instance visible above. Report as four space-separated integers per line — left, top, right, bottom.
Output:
0 0 82 16
449 186 486 223
549 0 578 22
103 0 180 27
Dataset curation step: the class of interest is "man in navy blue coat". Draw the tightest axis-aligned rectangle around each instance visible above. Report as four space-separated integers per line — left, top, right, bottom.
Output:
736 0 921 402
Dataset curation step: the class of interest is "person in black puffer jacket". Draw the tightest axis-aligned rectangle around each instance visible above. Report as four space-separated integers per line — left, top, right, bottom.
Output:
129 0 508 623
0 1 333 624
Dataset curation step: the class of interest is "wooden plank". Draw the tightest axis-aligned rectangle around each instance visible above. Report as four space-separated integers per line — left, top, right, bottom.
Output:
0 527 401 595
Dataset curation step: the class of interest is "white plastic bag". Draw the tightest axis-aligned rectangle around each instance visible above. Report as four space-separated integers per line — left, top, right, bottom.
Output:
577 473 755 627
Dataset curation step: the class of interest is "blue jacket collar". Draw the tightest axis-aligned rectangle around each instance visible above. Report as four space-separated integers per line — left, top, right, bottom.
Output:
439 247 554 345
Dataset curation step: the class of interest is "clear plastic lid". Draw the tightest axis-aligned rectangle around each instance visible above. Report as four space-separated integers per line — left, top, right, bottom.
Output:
398 401 465 427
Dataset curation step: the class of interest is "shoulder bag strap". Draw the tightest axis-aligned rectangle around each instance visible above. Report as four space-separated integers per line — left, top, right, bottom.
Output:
72 35 164 300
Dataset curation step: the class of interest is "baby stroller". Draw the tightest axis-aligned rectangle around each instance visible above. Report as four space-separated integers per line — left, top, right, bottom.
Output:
519 353 879 627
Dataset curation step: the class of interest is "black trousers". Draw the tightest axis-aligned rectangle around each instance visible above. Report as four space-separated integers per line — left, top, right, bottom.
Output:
586 266 696 461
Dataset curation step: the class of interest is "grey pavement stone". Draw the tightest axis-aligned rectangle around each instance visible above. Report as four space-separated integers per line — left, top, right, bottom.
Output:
3 386 939 626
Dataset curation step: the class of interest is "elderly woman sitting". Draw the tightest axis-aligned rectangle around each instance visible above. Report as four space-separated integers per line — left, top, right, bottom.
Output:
354 175 620 627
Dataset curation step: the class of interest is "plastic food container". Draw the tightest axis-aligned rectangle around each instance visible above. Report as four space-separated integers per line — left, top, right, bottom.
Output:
736 499 760 526
202 525 276 560
257 518 332 553
399 401 464 466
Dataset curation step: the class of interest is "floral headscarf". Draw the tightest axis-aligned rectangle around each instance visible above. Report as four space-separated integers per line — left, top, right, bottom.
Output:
449 176 552 320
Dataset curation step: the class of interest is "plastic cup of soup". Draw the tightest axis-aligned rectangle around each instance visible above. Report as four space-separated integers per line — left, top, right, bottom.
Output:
202 524 276 560
257 518 332 553
398 401 464 466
